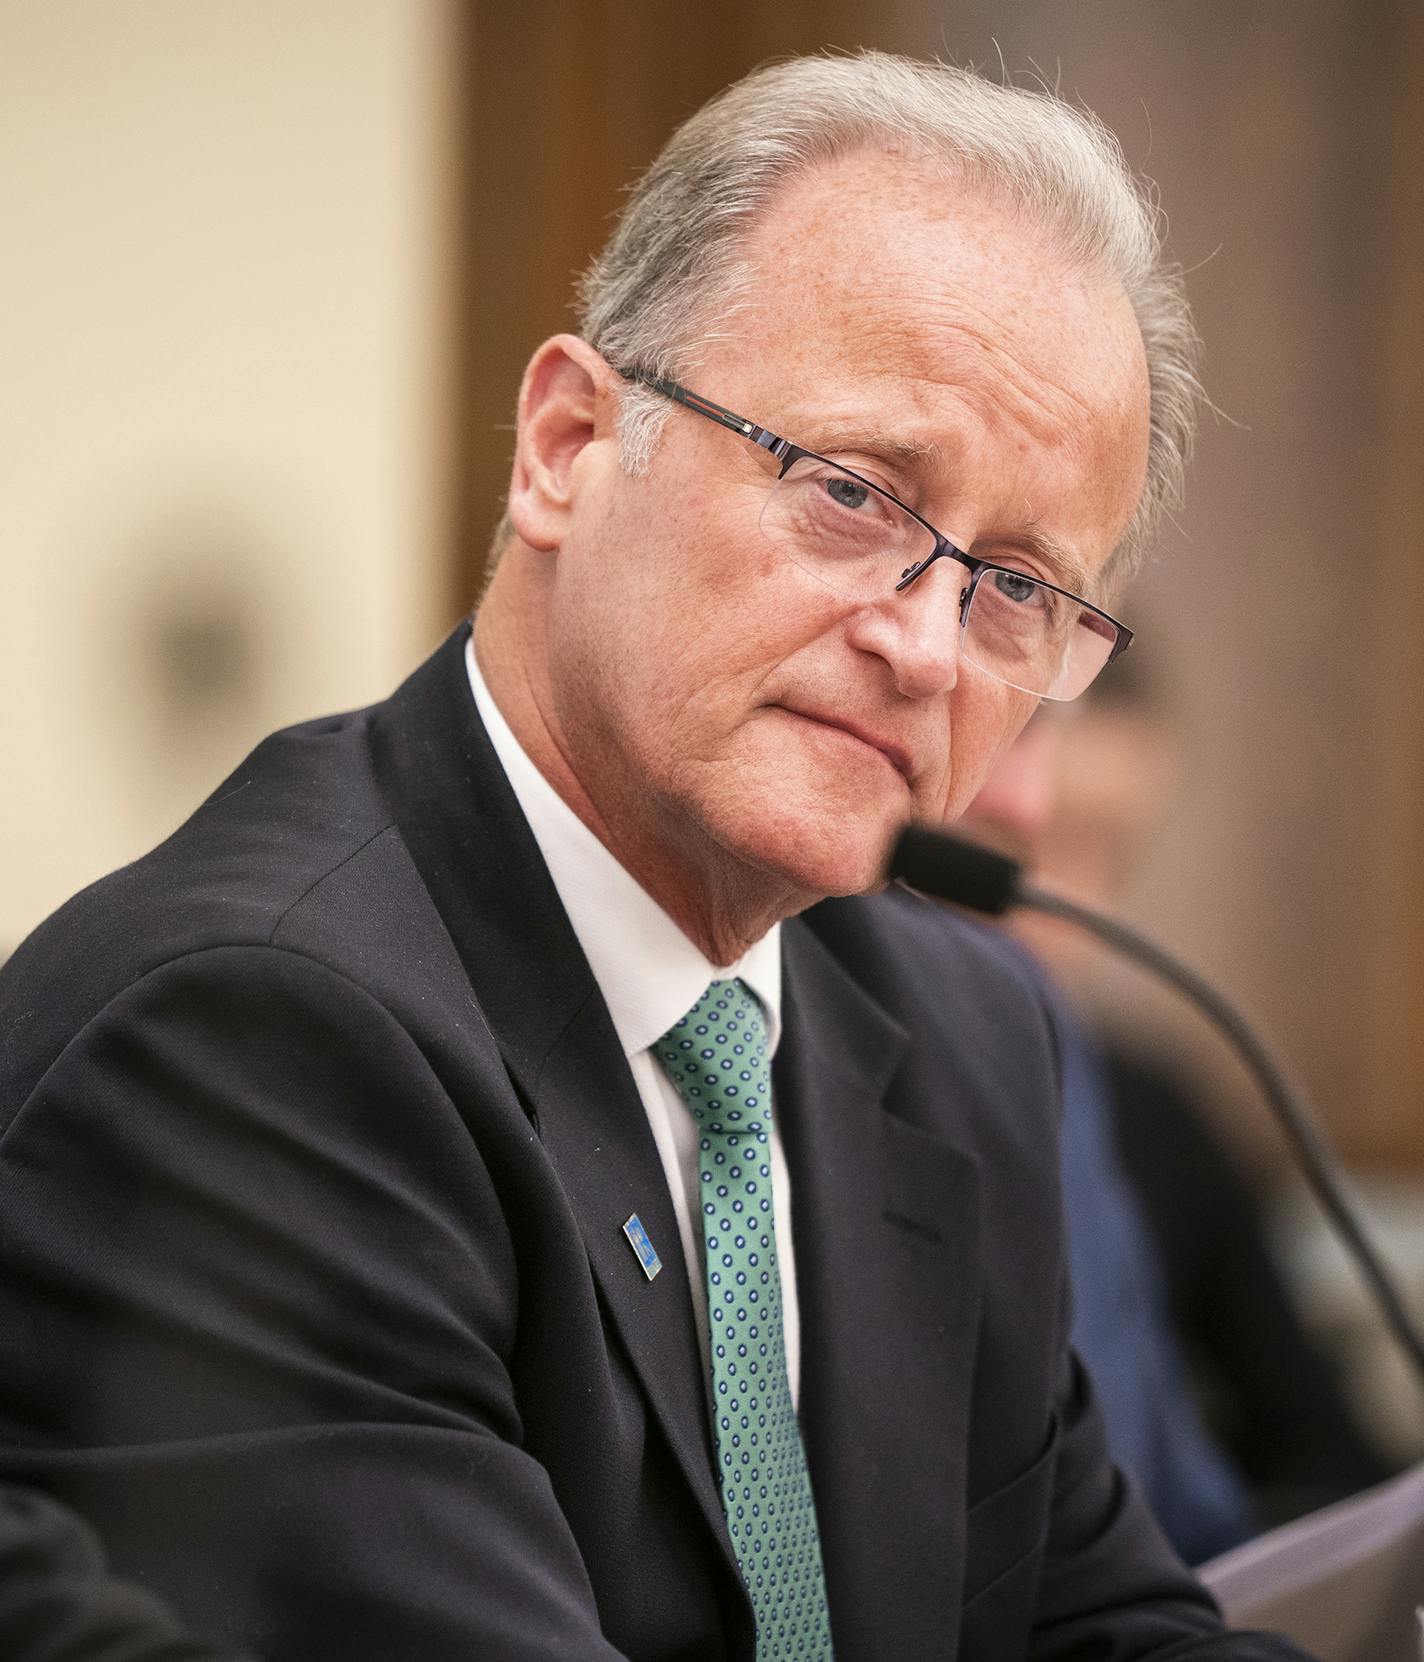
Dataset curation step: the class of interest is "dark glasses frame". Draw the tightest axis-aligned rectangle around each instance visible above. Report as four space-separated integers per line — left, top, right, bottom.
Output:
616 366 1133 675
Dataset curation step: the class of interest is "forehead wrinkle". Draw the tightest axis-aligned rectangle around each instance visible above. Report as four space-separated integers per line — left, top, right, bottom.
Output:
738 262 1107 463
930 314 1103 438
842 280 1122 449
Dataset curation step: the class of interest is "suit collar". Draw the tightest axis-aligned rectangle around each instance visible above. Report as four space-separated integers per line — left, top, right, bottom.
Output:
367 624 595 1075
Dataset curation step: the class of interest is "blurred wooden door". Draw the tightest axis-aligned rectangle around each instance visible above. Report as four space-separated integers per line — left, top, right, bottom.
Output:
1371 1 1424 1160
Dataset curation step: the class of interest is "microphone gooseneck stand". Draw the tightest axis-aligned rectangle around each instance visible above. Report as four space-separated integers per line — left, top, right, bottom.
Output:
889 824 1424 1405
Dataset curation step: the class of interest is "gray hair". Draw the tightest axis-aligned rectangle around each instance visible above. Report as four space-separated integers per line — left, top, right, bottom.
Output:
577 50 1202 579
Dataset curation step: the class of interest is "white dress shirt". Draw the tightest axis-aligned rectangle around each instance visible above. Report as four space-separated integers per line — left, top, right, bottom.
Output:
465 638 801 1401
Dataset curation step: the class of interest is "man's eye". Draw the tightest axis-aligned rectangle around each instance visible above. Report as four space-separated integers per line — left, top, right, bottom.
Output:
992 570 1042 605
823 475 871 512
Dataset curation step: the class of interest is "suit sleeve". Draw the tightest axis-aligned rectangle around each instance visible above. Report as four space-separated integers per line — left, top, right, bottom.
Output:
0 945 630 1662
0 1484 250 1662
1024 1346 1318 1660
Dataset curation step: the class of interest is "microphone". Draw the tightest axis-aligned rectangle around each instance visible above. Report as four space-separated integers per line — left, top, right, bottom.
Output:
892 824 1023 916
887 823 1424 1400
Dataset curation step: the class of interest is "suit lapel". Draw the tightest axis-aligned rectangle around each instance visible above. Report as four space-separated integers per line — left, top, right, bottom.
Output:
777 919 982 1662
366 628 731 1570
528 999 730 1556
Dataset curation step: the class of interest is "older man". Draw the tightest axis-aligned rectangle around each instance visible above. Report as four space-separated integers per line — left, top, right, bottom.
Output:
0 52 1310 1662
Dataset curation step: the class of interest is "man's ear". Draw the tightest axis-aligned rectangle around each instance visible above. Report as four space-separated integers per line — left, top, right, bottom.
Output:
507 334 616 553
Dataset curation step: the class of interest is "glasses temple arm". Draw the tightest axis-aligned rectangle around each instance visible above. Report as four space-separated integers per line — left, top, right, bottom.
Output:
617 367 789 456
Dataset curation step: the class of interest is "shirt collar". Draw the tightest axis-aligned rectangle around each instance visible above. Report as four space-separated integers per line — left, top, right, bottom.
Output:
465 637 782 1060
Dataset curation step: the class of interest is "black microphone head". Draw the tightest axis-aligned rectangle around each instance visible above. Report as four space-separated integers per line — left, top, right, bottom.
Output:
887 825 1024 915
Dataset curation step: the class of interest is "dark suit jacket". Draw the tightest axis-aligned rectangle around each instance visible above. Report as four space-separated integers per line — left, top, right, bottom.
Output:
0 626 1311 1661
0 1483 247 1661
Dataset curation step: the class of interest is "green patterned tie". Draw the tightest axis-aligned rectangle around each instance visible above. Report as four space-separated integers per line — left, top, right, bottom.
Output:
656 979 834 1660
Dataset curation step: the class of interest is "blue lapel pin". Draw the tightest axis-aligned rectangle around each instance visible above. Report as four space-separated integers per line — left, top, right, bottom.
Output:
622 1214 662 1282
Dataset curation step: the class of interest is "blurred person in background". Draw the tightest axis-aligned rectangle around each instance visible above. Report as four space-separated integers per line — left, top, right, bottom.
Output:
0 51 1317 1662
971 717 1259 1561
963 668 1394 1539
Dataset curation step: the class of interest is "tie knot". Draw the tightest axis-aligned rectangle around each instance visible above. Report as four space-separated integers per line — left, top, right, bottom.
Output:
655 978 771 1138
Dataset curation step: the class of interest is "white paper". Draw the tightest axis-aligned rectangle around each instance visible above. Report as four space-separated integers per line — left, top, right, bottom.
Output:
1199 1461 1424 1662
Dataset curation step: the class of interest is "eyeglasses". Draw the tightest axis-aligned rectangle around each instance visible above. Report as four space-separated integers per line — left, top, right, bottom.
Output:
617 367 1133 701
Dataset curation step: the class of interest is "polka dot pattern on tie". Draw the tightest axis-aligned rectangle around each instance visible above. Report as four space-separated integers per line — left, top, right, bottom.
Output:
657 979 834 1660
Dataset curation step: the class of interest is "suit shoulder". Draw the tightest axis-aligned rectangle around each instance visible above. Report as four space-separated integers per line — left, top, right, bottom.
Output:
1 703 405 1089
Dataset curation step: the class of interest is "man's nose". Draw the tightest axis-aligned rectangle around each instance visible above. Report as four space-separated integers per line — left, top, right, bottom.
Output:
845 558 966 699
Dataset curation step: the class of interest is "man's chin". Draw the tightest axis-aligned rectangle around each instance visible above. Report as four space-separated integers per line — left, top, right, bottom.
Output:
722 805 901 903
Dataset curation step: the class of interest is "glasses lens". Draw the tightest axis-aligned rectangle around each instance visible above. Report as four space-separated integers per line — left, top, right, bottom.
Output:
760 455 935 598
962 568 1119 700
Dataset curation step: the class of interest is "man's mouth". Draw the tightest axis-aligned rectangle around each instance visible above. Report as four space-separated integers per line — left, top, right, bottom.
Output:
779 707 914 781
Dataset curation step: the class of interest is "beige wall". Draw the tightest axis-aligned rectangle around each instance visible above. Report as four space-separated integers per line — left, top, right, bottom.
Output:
0 0 459 949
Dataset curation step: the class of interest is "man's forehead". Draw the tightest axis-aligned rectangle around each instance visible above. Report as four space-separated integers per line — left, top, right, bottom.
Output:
704 149 1150 576
743 149 1053 311
726 153 1140 407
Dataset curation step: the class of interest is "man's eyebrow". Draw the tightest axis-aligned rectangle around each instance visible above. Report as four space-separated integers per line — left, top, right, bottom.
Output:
797 424 943 470
1005 524 1092 597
